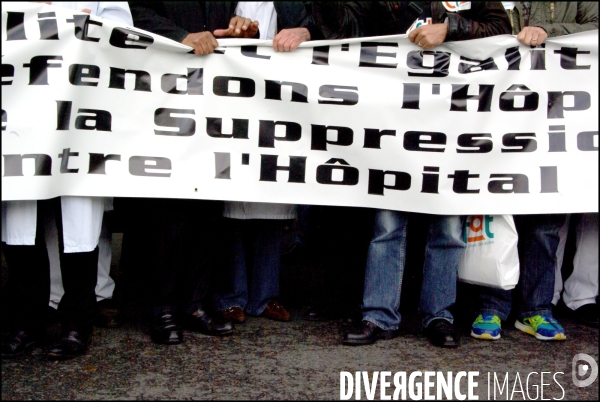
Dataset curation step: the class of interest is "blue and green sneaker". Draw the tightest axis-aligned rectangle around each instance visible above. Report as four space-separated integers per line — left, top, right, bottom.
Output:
515 315 566 341
471 314 502 340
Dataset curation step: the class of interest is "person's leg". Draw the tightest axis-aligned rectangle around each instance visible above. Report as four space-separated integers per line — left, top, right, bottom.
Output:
478 287 513 322
93 213 121 328
178 200 222 314
48 197 102 359
513 214 567 340
470 216 519 340
552 214 571 306
562 213 599 327
95 213 115 303
515 214 566 319
337 207 372 319
361 210 408 331
420 215 465 347
56 247 99 341
48 208 116 320
122 198 188 344
305 206 371 323
420 215 465 326
563 213 599 309
169 200 233 335
141 199 185 344
44 205 64 310
217 218 250 313
342 210 407 345
2 200 50 357
245 220 286 319
472 285 513 341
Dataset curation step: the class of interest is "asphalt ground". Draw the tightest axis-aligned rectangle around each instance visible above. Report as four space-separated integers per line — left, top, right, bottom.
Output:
1 222 599 400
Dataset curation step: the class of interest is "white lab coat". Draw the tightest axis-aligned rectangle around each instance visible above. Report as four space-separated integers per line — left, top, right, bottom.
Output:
553 213 599 310
2 2 131 253
2 197 106 253
55 2 133 25
224 3 296 221
235 2 277 39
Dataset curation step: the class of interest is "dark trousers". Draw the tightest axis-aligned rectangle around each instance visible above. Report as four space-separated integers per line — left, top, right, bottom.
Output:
316 206 375 311
217 218 285 315
118 198 223 317
478 213 567 320
3 199 99 337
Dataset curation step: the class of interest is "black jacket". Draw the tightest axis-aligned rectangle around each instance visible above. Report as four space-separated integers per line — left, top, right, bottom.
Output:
312 2 426 38
312 1 511 40
275 2 323 39
129 2 322 42
129 2 238 42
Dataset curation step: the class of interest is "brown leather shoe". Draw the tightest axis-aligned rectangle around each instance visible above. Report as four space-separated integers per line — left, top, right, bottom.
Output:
95 305 123 328
220 307 246 324
261 300 291 322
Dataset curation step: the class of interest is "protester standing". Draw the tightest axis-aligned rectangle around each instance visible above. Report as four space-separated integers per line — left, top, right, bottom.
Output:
1 2 132 360
471 1 598 341
312 1 512 347
216 2 321 324
126 1 264 344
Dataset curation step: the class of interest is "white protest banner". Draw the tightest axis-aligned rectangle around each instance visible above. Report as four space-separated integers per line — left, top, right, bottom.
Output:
2 2 598 214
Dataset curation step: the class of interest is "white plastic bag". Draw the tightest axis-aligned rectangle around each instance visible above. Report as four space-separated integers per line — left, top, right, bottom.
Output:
458 215 520 290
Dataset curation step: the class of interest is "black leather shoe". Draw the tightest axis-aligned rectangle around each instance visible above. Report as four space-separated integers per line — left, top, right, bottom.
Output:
184 308 233 336
302 306 333 321
342 321 398 345
151 313 183 345
424 319 459 348
46 331 90 360
2 330 37 358
573 303 599 328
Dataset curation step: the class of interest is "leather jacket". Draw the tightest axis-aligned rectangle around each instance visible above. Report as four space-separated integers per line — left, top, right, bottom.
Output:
431 2 511 41
312 1 511 40
312 2 426 38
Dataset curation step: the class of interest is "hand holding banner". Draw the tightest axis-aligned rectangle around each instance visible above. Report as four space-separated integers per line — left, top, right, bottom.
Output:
2 2 598 214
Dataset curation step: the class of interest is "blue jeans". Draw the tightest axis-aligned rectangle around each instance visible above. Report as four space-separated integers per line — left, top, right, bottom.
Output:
419 215 466 328
479 214 566 321
362 210 408 331
218 219 284 316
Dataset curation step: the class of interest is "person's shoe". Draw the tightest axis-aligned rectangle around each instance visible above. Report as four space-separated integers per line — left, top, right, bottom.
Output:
572 304 599 328
150 313 183 345
185 308 233 336
95 300 123 329
471 314 502 340
342 321 397 345
2 330 37 358
515 315 566 341
220 307 246 324
261 300 291 322
46 331 90 360
302 306 334 322
424 319 459 348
